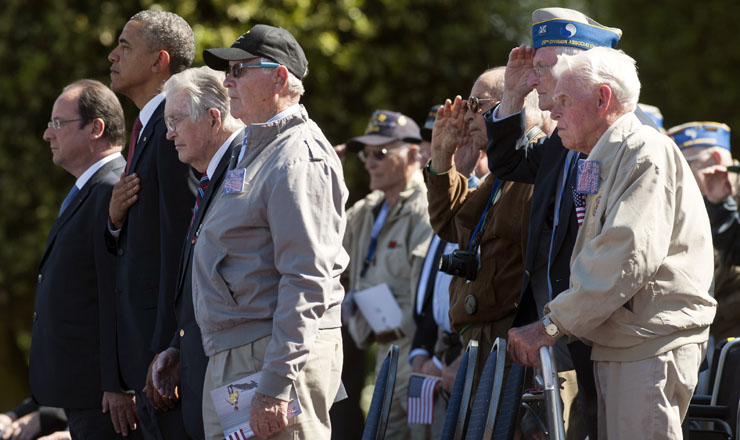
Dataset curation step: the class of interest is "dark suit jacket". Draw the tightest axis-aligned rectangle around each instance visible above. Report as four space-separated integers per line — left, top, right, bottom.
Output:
485 110 579 326
165 131 242 439
411 236 447 358
30 156 125 408
104 100 197 391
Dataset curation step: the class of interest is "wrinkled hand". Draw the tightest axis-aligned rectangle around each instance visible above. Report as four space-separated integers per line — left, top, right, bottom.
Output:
499 45 536 117
144 354 176 412
430 96 466 173
0 414 12 438
411 354 430 373
153 347 181 399
441 354 462 394
2 412 40 440
37 431 71 440
507 321 558 368
421 358 442 377
109 172 140 230
102 392 137 437
250 392 289 439
701 164 734 204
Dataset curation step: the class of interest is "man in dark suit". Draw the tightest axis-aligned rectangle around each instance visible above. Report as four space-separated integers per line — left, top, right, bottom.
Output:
30 79 137 439
104 10 197 439
134 66 244 440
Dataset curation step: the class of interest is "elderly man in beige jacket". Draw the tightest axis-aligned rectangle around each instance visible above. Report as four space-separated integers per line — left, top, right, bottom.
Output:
507 47 717 439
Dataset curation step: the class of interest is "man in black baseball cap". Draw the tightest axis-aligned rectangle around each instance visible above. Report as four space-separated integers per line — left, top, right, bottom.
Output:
203 24 308 80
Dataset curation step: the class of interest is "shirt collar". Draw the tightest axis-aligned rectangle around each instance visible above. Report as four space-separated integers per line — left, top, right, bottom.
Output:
206 130 240 179
137 93 166 139
75 153 123 189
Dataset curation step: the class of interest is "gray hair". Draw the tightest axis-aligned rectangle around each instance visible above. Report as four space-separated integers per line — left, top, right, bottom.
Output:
163 66 243 132
130 10 195 74
551 47 640 110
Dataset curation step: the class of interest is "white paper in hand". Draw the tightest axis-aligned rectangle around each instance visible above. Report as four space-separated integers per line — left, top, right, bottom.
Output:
353 282 402 333
210 371 301 439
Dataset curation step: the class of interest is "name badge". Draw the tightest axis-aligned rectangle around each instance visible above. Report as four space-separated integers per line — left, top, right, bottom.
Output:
223 168 246 194
575 159 600 194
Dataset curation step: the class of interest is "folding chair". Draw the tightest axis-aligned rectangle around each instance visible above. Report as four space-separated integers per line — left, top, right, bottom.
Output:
491 362 525 440
464 337 506 440
520 346 566 440
361 345 400 440
440 340 479 440
685 337 740 439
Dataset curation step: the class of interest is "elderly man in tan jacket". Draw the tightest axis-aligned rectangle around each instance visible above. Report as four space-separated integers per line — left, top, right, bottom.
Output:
507 47 717 440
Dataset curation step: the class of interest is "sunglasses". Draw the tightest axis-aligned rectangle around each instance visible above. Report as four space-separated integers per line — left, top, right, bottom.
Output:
358 145 407 162
227 61 280 79
467 96 495 113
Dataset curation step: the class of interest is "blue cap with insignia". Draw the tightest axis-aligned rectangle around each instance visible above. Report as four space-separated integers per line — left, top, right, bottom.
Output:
667 122 731 151
346 110 422 151
421 105 442 142
532 8 622 50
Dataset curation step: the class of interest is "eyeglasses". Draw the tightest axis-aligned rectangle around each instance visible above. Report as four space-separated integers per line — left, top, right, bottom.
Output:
532 65 553 78
47 118 87 130
467 96 495 113
358 145 407 163
227 61 280 78
165 114 190 131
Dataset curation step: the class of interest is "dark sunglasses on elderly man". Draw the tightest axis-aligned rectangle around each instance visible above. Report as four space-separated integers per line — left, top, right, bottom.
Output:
227 61 281 78
467 96 495 114
358 145 408 163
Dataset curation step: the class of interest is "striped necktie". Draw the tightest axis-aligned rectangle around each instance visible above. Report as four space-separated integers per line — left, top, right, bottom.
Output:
188 174 210 237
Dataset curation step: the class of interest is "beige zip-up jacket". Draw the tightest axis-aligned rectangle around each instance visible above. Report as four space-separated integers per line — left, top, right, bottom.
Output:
344 172 433 349
545 112 717 362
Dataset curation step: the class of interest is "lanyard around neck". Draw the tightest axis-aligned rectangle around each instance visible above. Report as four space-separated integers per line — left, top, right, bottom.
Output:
468 178 501 252
361 200 390 278
546 149 579 300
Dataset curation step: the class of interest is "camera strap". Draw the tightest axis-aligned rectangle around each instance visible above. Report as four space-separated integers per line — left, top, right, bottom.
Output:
361 200 390 278
468 178 502 253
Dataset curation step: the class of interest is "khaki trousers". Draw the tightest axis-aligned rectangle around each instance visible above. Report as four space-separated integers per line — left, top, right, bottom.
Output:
594 342 706 440
203 328 343 440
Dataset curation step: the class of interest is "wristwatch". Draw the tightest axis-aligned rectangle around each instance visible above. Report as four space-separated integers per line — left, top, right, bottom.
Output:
542 315 560 338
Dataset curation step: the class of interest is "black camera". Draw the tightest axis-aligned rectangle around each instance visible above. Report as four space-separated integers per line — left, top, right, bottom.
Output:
439 249 478 281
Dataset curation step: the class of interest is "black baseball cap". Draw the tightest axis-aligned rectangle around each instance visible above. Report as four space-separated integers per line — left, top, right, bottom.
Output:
346 110 423 152
203 24 308 80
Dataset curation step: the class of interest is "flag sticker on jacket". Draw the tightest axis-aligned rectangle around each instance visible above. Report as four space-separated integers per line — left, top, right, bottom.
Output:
572 187 586 227
407 374 440 424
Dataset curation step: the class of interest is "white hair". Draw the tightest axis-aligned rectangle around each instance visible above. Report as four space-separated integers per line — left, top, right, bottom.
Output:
551 47 640 110
163 66 243 132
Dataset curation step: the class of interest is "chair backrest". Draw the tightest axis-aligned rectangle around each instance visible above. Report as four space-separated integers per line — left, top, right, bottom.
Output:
440 340 479 440
714 338 740 434
361 345 400 440
464 337 506 440
492 362 525 440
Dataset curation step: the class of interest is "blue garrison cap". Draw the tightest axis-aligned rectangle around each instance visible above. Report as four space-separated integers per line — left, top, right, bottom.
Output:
532 8 622 50
421 105 442 142
667 122 731 151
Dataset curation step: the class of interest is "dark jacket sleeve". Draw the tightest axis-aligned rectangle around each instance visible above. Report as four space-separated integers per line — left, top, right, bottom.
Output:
484 105 545 183
411 300 438 356
706 196 740 266
38 406 68 434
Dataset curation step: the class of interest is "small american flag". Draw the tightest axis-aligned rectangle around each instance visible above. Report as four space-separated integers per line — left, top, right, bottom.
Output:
572 187 586 227
407 374 440 424
227 427 250 440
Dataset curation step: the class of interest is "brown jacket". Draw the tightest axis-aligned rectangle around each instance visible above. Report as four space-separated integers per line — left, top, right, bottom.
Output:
425 165 533 332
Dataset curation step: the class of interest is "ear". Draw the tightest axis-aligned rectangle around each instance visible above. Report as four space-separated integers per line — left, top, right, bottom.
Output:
90 118 105 140
209 108 222 130
596 85 612 114
152 50 171 74
273 65 289 93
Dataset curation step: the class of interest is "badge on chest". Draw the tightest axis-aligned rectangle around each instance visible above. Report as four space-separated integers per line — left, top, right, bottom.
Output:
575 159 600 194
223 168 247 194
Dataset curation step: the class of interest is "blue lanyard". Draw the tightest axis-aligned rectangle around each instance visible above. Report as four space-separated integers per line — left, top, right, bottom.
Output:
546 150 579 300
361 201 390 277
468 178 501 252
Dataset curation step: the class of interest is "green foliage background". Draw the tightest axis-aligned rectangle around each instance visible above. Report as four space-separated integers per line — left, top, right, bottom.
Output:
1 0 737 408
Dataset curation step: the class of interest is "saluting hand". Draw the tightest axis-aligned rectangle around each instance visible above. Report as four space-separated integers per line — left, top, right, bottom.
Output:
430 96 466 173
